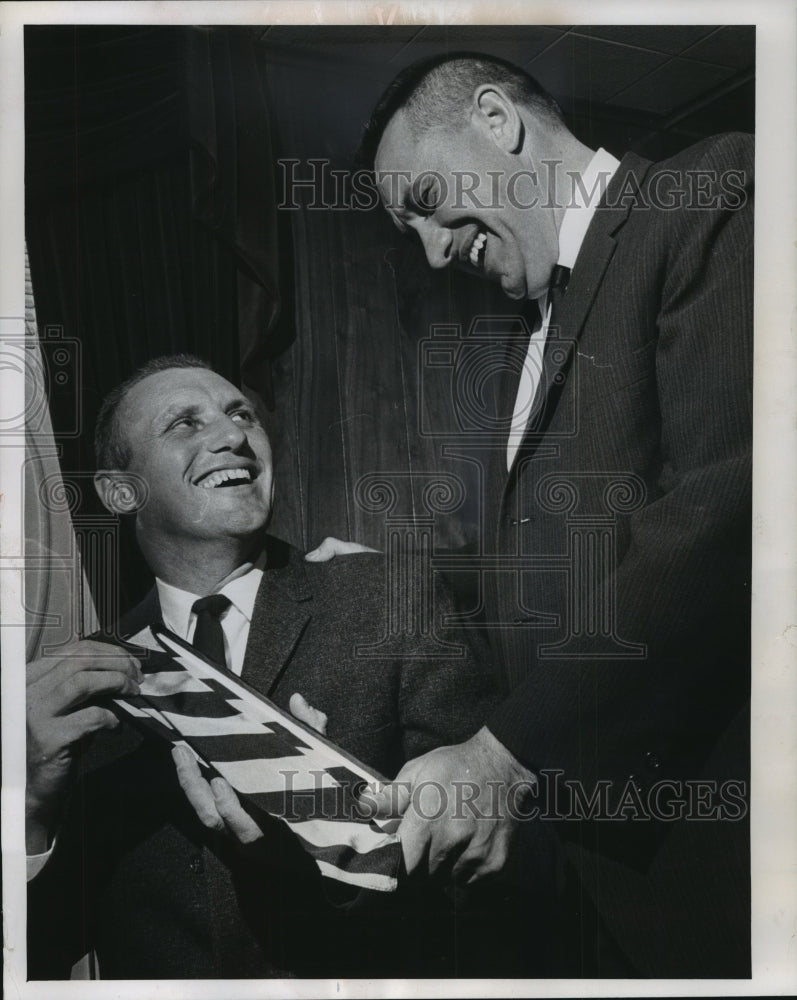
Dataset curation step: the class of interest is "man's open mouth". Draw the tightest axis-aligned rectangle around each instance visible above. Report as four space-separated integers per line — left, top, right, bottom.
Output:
195 467 256 489
467 230 488 269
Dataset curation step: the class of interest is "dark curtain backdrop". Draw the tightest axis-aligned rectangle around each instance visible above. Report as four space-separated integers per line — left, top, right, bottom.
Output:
261 53 523 560
25 26 282 618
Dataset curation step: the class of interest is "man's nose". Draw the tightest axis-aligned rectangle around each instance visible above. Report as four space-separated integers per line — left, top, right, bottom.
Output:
418 225 453 269
204 415 247 450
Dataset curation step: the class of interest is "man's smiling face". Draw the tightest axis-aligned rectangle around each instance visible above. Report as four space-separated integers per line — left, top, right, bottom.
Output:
374 106 559 301
117 367 274 546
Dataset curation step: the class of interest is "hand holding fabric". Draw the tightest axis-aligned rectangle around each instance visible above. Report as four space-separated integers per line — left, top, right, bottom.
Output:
26 640 142 853
172 691 328 845
359 727 537 884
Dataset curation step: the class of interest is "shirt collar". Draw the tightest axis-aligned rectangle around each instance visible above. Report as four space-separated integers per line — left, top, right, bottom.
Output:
556 147 621 270
155 549 266 637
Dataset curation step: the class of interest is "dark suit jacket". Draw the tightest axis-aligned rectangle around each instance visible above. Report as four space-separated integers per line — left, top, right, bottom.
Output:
484 134 753 977
28 537 504 979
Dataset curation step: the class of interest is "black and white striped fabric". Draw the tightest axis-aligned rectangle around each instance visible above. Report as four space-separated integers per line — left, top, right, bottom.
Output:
111 626 402 892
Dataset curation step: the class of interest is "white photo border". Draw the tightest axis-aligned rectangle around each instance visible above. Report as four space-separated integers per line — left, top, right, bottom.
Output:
2 2 795 997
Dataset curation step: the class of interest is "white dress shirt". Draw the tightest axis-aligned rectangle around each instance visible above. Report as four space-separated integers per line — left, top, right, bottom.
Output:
145 552 266 675
506 148 620 469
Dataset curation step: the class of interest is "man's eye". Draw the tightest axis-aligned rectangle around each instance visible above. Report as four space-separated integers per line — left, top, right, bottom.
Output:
231 409 256 424
170 416 196 430
410 177 440 214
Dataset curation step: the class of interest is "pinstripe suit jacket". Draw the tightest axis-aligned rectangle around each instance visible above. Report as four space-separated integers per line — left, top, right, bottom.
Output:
28 538 503 979
484 133 753 977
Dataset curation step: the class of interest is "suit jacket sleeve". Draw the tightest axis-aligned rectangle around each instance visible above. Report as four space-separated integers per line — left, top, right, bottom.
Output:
487 135 753 801
398 572 500 762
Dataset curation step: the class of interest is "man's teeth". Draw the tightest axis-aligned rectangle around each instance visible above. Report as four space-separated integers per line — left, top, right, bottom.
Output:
469 231 487 267
199 468 252 489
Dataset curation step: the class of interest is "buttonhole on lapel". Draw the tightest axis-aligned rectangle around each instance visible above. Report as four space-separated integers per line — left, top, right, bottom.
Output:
577 352 614 368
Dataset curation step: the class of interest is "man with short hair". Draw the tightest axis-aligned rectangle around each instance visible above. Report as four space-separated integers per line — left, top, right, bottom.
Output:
26 355 501 979
357 53 753 977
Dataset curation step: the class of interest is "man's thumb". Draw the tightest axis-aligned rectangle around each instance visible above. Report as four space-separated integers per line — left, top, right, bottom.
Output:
358 776 412 820
305 537 378 562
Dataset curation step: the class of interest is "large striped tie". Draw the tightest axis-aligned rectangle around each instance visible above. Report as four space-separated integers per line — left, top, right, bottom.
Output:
110 626 402 892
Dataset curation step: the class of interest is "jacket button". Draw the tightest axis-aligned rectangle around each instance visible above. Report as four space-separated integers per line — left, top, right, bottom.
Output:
645 751 660 769
189 854 204 874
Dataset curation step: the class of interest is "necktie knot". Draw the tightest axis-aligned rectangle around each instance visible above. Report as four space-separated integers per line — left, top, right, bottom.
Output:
191 594 232 619
191 594 232 668
549 263 571 294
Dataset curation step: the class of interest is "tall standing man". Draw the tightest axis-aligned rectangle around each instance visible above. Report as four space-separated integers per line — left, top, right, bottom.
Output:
357 53 753 977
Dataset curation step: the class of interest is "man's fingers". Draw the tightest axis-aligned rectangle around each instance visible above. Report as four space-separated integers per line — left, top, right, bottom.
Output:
395 809 431 875
172 746 224 832
59 647 142 682
172 748 264 845
289 692 328 735
30 706 122 766
449 816 512 884
358 755 424 817
28 644 142 685
211 778 263 844
358 778 412 819
58 705 122 743
39 668 140 716
451 848 503 885
304 536 378 562
397 809 476 879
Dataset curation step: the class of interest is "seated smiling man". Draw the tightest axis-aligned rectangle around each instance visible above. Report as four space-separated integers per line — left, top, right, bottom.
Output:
26 355 503 980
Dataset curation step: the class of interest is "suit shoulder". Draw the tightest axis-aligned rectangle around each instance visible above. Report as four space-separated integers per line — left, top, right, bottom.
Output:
657 132 753 173
302 551 470 640
302 550 386 596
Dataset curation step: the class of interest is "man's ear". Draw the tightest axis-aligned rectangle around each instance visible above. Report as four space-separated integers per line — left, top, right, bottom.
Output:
471 85 524 153
94 470 148 515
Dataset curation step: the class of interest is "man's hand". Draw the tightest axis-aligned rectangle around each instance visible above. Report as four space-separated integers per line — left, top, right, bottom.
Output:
304 536 378 562
172 746 264 843
26 640 142 853
359 727 536 884
172 692 329 846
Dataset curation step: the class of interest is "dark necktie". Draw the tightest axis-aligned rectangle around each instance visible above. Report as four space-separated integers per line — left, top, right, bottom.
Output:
507 264 573 464
191 594 231 669
547 263 571 329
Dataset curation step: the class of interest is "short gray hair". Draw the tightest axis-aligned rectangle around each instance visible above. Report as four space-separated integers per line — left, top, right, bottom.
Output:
358 51 565 168
94 354 211 470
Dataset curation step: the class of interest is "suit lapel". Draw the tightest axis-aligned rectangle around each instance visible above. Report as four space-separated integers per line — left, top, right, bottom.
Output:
503 151 654 478
116 586 163 640
241 538 313 697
